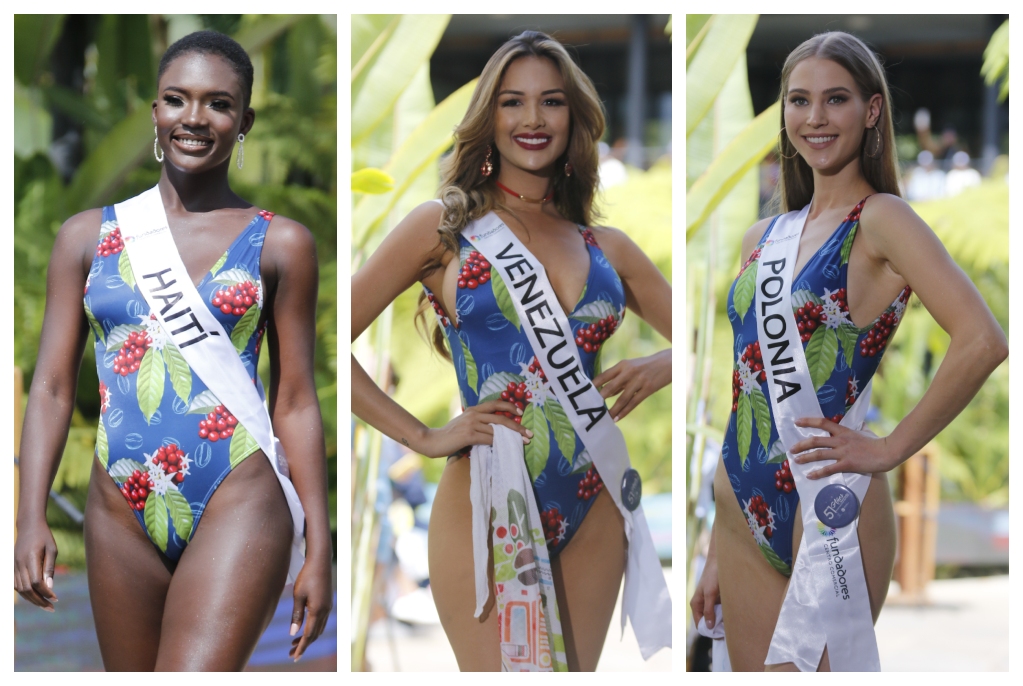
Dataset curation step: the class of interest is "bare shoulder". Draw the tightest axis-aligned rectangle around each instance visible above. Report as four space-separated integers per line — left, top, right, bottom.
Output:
859 193 934 252
588 224 647 274
740 217 774 263
57 207 104 265
263 214 317 266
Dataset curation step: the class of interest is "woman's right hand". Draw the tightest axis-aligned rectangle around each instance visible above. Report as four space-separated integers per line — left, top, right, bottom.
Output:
14 518 59 612
689 546 720 630
417 400 534 458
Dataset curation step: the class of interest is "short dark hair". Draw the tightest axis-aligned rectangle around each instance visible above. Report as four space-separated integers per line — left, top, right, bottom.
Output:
158 30 253 108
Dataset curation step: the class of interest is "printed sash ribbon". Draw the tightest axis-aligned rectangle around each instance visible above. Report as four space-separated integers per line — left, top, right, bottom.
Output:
462 212 671 660
470 426 568 671
756 204 880 671
115 186 305 584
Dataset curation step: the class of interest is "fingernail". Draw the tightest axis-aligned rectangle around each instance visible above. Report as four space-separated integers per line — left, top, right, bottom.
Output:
294 654 302 663
45 607 55 613
522 437 531 444
290 623 299 636
45 576 53 589
525 429 533 438
707 619 715 629
613 415 620 423
516 407 522 415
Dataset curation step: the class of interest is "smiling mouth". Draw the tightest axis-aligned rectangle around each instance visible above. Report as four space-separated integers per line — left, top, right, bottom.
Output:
172 135 213 149
803 135 838 145
513 134 551 150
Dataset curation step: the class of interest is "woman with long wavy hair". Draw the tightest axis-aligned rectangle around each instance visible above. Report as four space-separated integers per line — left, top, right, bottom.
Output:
689 31 1006 671
352 31 672 670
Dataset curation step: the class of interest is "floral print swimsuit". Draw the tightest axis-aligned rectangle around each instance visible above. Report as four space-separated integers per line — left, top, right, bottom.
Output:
85 206 273 560
425 227 627 556
723 197 911 575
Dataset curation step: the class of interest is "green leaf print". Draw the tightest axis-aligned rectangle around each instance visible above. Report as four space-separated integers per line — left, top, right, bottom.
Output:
733 259 758 322
108 458 146 484
162 342 192 405
209 250 229 277
137 347 165 424
570 299 617 324
737 392 752 467
751 387 772 453
212 267 255 287
593 344 604 377
187 390 220 415
766 439 787 463
839 223 858 266
492 538 518 583
229 422 260 468
791 289 824 310
507 489 533 547
837 323 860 368
760 542 792 576
460 337 479 394
105 324 145 352
84 300 105 345
522 404 550 482
477 371 525 403
542 400 576 464
490 269 521 331
230 305 261 352
144 492 169 553
805 326 839 391
118 249 136 290
96 418 109 469
165 486 194 542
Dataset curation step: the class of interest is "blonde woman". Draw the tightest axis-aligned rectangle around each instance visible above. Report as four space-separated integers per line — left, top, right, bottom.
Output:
352 31 671 670
689 31 1006 671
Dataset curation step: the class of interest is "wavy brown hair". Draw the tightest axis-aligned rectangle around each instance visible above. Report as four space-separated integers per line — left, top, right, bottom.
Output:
776 31 901 212
416 30 607 358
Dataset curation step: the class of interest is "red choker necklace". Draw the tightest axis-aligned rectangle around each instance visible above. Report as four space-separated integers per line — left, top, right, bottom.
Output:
495 180 553 204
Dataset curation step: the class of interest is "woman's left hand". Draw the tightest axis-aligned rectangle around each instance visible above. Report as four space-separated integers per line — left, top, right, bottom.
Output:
289 554 334 661
593 349 670 422
790 417 899 478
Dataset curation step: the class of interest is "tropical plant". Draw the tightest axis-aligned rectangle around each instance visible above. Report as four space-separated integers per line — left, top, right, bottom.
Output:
14 13 337 567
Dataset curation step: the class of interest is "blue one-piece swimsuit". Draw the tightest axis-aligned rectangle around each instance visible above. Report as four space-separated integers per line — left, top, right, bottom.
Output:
722 197 911 575
84 206 275 560
425 226 626 555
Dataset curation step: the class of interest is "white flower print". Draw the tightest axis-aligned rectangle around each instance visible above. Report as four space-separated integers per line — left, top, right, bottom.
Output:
256 280 264 310
518 361 550 408
737 358 756 395
742 497 776 546
821 287 851 330
145 458 174 496
139 311 167 351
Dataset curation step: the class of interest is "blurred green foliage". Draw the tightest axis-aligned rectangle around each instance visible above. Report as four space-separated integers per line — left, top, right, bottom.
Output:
14 14 337 567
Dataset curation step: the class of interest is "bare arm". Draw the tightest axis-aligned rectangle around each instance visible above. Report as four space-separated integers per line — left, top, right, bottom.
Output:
262 216 332 658
590 226 672 420
15 209 99 610
792 195 1008 475
352 202 530 457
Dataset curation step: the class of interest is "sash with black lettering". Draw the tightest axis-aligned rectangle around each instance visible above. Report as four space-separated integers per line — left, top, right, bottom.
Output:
755 205 880 671
115 186 305 584
462 212 671 659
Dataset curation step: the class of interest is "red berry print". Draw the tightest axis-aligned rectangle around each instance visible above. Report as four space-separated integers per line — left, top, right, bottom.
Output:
457 251 491 290
732 342 766 412
426 291 451 328
574 314 620 354
98 381 111 414
97 227 125 257
576 465 604 500
847 199 867 224
795 299 828 343
581 229 599 248
120 469 152 511
113 330 151 376
254 321 267 356
774 459 796 494
258 209 275 222
738 247 762 277
860 308 897 357
526 356 548 383
497 381 530 423
828 413 845 424
747 494 773 539
540 507 566 546
151 444 189 484
213 280 258 317
846 376 859 407
199 404 238 442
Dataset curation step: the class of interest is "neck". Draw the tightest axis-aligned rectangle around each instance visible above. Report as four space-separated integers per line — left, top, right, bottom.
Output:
808 157 876 216
494 165 554 210
158 161 248 214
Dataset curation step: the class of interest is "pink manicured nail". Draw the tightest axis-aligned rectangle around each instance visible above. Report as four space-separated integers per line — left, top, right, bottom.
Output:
290 623 299 636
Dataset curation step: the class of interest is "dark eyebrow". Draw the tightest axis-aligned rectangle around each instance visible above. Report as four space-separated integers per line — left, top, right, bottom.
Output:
787 86 853 96
163 86 236 99
497 88 567 96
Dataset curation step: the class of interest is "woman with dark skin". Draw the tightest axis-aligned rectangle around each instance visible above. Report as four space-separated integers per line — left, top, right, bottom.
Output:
14 34 333 670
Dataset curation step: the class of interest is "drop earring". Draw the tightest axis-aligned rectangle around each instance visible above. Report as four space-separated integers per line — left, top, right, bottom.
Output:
154 126 164 163
564 160 573 177
236 133 245 169
481 144 493 177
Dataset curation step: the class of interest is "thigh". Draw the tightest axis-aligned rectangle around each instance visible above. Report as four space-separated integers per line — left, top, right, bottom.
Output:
84 457 175 671
427 456 501 672
713 459 791 672
155 452 293 671
550 487 626 672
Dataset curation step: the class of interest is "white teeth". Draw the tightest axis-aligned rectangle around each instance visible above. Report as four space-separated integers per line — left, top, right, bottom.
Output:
806 136 837 144
515 136 549 144
177 139 210 147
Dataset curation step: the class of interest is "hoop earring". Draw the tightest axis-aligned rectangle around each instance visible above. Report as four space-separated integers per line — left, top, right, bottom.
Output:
866 126 882 159
481 144 493 177
236 133 245 169
564 160 573 177
778 128 798 160
154 126 164 163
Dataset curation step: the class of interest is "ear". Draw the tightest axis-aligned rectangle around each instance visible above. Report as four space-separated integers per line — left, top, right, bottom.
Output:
240 107 256 137
152 101 158 126
866 93 883 128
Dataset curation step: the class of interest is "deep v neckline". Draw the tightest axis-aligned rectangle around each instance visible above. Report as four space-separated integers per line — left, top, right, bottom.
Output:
171 211 262 290
789 201 862 284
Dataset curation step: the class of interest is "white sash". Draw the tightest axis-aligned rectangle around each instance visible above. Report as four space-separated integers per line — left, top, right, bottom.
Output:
755 205 880 671
115 186 305 584
462 211 671 660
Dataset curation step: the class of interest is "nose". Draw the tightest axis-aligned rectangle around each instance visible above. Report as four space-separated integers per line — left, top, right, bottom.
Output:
807 100 827 128
523 100 544 129
182 100 207 129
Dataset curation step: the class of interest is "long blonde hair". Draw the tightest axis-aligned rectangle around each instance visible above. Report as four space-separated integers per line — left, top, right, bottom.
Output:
418 30 607 358
777 31 901 212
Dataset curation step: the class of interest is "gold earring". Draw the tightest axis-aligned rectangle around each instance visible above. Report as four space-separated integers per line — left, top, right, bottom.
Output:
481 145 493 177
865 126 882 159
154 126 164 163
778 128 799 160
564 160 573 177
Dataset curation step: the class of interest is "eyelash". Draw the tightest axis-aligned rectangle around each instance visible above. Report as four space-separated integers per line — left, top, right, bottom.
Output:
162 95 231 110
500 97 566 107
789 95 847 106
